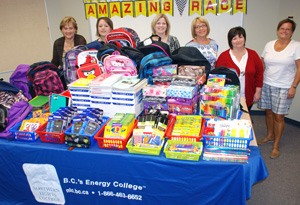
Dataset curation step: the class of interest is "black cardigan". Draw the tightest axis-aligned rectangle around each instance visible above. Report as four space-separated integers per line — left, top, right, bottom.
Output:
51 34 87 68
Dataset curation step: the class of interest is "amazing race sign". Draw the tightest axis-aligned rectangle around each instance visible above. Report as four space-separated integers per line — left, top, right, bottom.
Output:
83 0 247 19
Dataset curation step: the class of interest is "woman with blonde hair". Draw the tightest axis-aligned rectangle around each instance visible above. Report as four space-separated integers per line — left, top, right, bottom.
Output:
186 16 218 70
150 14 180 53
51 16 86 68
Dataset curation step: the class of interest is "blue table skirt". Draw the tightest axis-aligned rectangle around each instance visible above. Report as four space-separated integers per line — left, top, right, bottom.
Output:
0 138 268 205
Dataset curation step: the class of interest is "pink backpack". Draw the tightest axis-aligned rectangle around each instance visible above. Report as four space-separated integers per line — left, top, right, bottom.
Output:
103 51 137 76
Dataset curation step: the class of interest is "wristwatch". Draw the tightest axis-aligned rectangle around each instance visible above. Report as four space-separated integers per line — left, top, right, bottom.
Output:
292 85 297 89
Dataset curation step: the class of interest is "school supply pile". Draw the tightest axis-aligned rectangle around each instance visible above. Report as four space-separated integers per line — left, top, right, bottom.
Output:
200 76 240 120
127 109 170 155
163 115 204 161
142 84 169 113
152 64 177 85
167 80 198 115
29 95 49 112
36 106 77 143
110 78 147 117
95 113 137 150
64 108 108 148
166 115 203 142
202 119 253 163
19 110 49 132
68 78 92 113
9 110 49 142
164 140 203 161
89 74 123 117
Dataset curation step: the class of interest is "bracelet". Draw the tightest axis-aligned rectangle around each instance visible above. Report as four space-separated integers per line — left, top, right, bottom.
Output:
292 85 297 89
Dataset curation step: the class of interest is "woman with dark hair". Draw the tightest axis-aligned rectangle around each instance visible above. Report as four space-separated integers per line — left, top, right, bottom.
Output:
216 26 264 111
257 19 300 159
86 17 114 50
51 16 87 68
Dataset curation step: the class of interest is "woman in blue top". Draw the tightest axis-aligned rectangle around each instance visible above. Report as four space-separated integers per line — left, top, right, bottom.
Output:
86 17 113 50
186 17 218 70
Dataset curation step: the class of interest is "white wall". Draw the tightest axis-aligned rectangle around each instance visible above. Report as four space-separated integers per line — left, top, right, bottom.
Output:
243 0 300 122
45 0 91 44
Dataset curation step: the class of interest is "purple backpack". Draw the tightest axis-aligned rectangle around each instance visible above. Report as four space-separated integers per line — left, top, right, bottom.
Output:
63 45 87 84
0 101 32 140
9 64 32 100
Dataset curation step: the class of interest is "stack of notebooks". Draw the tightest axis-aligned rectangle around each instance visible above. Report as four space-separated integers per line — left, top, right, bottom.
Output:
111 78 148 117
29 96 49 112
89 74 123 117
67 78 92 113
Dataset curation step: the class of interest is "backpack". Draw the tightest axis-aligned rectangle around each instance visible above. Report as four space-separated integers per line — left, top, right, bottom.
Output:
105 27 140 48
103 51 138 76
0 104 8 132
27 61 64 97
120 47 144 73
0 101 32 140
76 49 103 79
97 43 124 63
206 66 240 86
63 45 87 85
0 81 31 139
9 64 32 100
139 51 173 84
172 47 211 76
138 39 172 57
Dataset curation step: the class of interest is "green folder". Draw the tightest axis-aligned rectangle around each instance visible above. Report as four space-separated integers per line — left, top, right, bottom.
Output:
29 96 49 111
50 93 71 113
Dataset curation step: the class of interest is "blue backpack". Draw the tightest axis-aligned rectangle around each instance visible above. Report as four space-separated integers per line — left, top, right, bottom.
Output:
139 51 172 84
9 64 32 100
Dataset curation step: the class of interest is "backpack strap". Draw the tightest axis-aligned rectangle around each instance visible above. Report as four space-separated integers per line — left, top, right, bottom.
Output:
149 44 170 57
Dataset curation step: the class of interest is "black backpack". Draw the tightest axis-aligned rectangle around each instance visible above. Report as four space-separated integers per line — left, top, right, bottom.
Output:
206 66 240 86
172 47 211 76
120 47 144 73
97 44 124 63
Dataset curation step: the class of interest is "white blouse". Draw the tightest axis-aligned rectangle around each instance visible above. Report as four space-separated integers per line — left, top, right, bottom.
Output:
229 49 248 98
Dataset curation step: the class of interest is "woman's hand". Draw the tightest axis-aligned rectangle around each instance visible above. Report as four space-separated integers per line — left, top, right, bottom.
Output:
287 87 296 98
253 87 262 102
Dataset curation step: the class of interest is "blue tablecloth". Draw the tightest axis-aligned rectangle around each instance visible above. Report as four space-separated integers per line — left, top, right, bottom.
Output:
0 138 268 205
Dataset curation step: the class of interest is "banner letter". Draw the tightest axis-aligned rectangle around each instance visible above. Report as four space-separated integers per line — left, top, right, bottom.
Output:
189 0 202 16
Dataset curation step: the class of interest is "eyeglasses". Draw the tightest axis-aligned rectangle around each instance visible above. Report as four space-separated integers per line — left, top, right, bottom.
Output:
279 27 292 31
195 25 207 29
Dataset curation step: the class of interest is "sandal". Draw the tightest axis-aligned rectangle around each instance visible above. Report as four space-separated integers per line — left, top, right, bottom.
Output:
270 147 280 159
258 137 274 145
